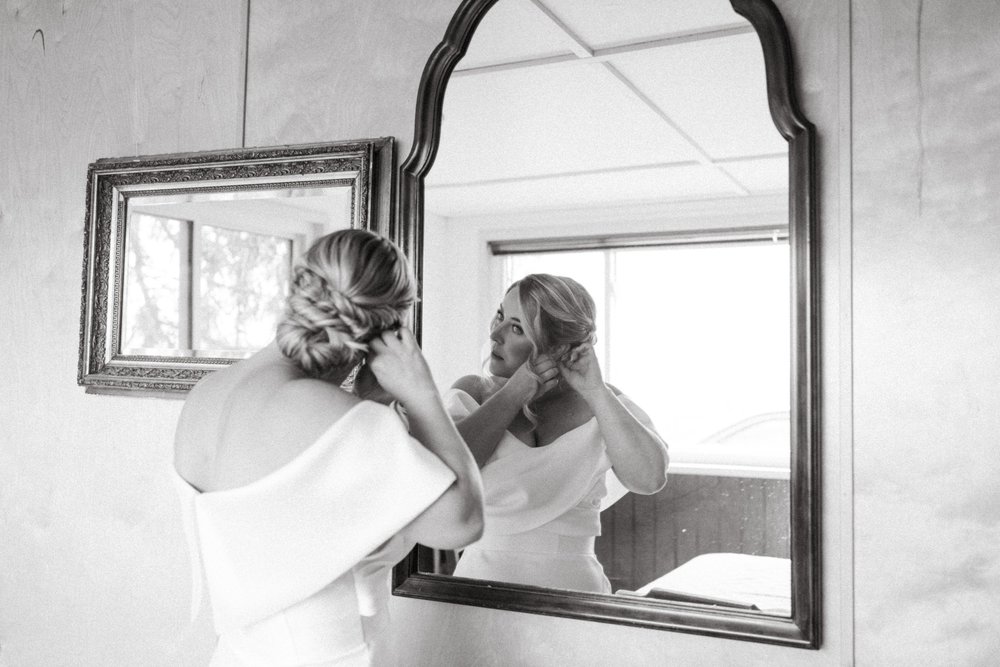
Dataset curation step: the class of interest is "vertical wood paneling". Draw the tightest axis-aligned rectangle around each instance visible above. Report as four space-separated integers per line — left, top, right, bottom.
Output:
245 0 460 151
632 489 658 588
764 479 790 555
653 481 677 577
853 0 1000 662
0 0 864 663
0 1 244 664
598 476 791 592
741 478 765 554
718 478 745 554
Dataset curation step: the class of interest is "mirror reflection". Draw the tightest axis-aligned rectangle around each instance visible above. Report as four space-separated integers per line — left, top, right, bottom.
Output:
121 188 352 359
419 0 791 615
79 139 391 393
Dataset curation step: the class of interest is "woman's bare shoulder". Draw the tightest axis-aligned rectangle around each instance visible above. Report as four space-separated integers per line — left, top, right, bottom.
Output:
272 376 361 416
175 371 363 491
451 375 486 402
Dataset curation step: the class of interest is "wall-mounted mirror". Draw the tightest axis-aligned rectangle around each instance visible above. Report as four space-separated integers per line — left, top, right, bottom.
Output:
395 0 819 648
79 139 393 393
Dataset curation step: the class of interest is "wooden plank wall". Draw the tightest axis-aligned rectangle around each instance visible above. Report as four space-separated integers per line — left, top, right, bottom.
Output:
0 1 245 664
243 0 458 153
597 476 790 592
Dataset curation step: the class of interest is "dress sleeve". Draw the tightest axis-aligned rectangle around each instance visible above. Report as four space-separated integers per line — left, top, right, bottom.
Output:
193 401 455 631
443 387 479 420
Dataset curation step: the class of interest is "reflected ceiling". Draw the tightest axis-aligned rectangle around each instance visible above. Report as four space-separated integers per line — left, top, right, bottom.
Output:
426 0 786 217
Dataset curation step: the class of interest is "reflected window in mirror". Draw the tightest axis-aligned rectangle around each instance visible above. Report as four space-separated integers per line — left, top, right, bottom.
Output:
120 186 353 359
396 0 818 647
419 0 790 608
497 235 791 477
500 239 792 615
124 214 298 357
425 229 792 614
79 139 393 393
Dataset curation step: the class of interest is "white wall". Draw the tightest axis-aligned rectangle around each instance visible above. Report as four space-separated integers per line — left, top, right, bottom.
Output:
3 0 999 665
1 2 246 664
851 1 1000 663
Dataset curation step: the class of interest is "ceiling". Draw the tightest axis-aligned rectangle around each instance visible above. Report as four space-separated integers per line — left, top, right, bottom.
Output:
131 187 353 237
424 0 788 219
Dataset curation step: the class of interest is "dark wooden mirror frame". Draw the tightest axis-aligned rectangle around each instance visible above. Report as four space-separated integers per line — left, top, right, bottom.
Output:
392 0 819 648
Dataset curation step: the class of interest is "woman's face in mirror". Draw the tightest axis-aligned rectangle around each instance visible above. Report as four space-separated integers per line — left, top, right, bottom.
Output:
488 288 533 378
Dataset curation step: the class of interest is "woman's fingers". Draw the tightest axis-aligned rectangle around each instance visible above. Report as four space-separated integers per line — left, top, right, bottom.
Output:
532 354 558 374
538 366 559 382
372 326 409 351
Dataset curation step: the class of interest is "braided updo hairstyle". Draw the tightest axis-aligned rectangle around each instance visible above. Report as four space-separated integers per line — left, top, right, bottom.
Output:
276 229 415 379
485 274 598 428
515 273 598 366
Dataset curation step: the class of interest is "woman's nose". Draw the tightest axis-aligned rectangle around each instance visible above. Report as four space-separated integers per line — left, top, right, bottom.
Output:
489 323 502 342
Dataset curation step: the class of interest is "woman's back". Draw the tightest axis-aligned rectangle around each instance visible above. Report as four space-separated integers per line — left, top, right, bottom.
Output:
174 344 360 494
172 363 460 665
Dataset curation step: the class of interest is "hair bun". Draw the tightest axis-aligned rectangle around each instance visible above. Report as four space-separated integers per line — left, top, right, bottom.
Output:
276 230 415 379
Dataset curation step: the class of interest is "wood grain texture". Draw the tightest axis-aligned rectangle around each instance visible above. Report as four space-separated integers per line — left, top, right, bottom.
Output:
597 476 791 592
852 0 1000 663
0 1 244 664
0 0 874 662
245 0 459 152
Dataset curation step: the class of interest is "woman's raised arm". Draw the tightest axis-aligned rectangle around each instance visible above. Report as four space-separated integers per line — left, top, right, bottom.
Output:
366 328 484 549
451 355 558 467
560 344 668 495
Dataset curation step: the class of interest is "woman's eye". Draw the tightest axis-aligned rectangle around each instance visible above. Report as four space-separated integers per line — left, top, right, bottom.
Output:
494 310 503 322
512 325 524 335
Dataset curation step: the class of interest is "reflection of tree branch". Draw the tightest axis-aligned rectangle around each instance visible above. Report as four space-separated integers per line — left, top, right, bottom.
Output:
127 227 176 349
200 229 290 348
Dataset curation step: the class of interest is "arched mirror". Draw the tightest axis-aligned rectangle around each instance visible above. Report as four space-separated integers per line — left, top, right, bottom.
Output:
394 0 818 647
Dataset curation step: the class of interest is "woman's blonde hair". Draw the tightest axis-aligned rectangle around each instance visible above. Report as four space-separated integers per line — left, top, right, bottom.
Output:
484 274 597 426
276 229 415 379
514 273 597 366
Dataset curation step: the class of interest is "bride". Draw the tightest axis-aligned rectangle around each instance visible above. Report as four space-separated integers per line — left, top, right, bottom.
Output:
173 229 483 665
446 273 668 593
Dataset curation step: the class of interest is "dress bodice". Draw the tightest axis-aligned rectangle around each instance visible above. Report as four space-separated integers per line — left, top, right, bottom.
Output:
444 388 628 539
173 401 455 666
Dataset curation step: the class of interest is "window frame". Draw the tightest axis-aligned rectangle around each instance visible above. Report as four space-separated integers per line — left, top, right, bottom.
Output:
492 227 792 479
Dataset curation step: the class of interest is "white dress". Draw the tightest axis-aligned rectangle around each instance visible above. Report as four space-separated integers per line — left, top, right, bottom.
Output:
445 389 631 593
173 401 455 666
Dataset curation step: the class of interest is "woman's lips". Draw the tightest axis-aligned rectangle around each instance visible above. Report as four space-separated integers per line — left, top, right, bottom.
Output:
491 351 503 360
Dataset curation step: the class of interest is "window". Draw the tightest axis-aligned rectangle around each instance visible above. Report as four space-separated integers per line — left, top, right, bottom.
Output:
122 213 297 358
497 232 790 476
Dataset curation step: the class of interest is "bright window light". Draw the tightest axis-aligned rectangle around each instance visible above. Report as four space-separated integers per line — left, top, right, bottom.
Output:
501 239 790 475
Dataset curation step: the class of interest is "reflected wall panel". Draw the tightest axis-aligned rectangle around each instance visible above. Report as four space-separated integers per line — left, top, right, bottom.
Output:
598 476 791 592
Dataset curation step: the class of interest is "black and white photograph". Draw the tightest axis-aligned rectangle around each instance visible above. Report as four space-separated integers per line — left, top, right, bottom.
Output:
1 0 998 665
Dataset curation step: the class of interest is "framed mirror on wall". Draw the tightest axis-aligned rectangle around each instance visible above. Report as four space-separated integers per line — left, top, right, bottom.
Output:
78 139 393 393
394 0 819 648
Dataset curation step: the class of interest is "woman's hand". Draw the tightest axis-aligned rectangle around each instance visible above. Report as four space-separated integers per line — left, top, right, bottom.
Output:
507 354 560 403
558 343 605 396
352 363 394 405
366 327 438 408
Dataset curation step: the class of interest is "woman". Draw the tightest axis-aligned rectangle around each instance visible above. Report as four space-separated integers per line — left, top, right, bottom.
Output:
172 229 483 666
446 273 667 593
